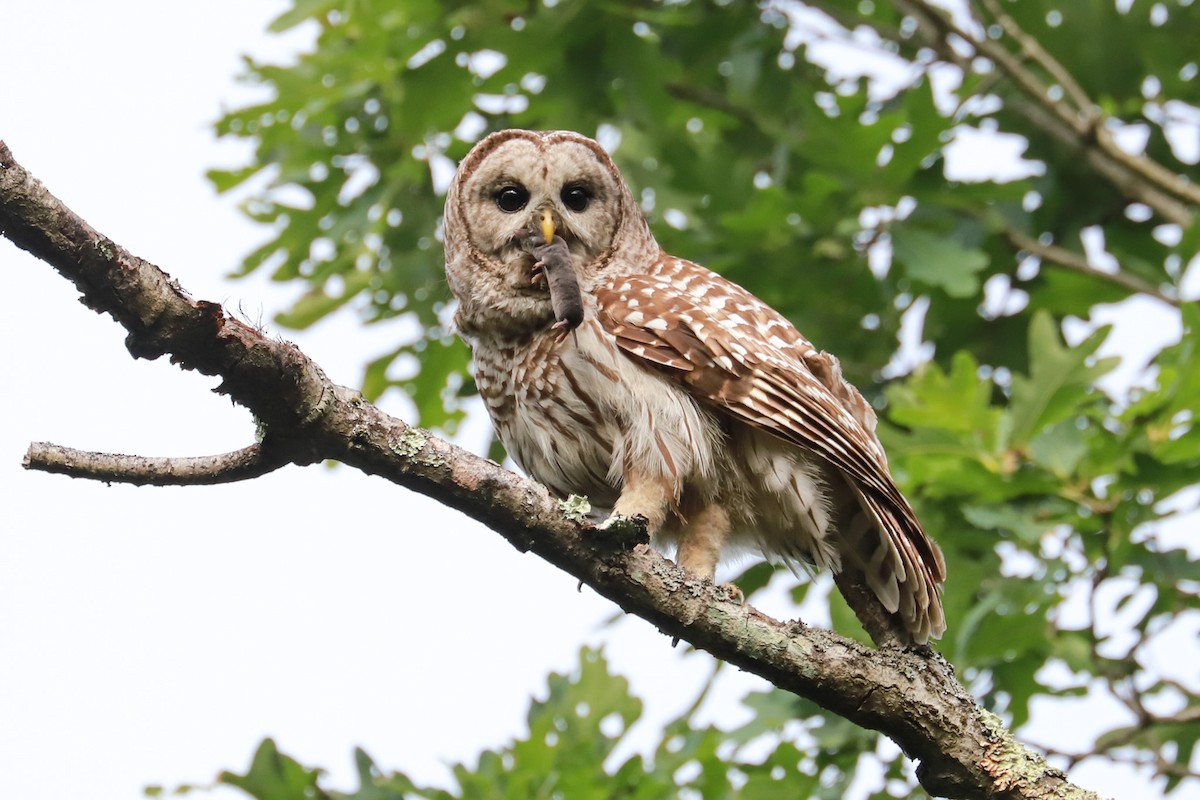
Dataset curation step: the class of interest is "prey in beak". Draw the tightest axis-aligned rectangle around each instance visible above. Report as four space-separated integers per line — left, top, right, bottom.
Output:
518 208 584 341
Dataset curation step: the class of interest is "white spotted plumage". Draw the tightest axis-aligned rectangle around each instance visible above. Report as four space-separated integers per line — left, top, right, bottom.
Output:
443 129 946 644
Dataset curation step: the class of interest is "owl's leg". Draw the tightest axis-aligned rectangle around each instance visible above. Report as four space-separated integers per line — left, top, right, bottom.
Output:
675 504 729 579
602 468 673 534
675 504 743 602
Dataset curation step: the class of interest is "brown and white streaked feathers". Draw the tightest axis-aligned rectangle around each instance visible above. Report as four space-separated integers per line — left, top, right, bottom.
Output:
443 129 946 644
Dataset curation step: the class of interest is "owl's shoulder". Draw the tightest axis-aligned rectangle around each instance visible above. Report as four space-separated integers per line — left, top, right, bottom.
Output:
596 253 817 360
596 254 879 435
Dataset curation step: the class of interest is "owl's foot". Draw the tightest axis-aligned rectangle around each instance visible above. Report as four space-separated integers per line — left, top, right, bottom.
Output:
673 563 744 603
594 512 651 547
716 582 745 604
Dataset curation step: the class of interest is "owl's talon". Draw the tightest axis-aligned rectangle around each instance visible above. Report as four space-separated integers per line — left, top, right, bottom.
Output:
717 582 745 604
595 512 650 547
598 511 645 531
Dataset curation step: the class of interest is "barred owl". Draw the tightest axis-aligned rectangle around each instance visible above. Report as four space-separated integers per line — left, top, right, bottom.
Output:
443 129 946 645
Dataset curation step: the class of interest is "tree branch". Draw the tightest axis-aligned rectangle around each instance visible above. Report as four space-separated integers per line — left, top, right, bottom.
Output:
665 82 763 129
892 0 1196 226
969 0 1200 211
996 223 1181 307
974 0 1094 120
0 140 1105 800
23 442 288 485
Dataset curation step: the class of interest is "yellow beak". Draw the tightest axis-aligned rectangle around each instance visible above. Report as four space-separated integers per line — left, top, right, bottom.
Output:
541 208 556 245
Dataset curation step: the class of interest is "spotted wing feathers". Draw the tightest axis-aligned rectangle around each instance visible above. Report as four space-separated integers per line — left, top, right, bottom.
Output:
596 255 946 641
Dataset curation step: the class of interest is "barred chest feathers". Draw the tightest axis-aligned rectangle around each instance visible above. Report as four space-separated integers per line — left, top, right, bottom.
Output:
470 317 722 511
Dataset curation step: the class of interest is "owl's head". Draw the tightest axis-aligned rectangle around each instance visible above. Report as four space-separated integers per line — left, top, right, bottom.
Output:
443 130 657 337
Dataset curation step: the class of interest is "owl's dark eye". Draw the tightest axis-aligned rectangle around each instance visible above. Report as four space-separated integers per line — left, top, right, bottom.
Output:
494 185 529 213
560 184 591 212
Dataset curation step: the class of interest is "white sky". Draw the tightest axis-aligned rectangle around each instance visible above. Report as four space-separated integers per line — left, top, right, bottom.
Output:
0 3 1194 800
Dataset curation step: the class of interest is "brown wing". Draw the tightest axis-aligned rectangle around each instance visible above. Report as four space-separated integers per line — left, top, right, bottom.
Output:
595 255 946 639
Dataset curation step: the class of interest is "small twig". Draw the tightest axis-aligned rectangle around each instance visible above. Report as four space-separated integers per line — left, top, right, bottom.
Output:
999 224 1180 306
664 83 763 130
1038 744 1200 783
1089 124 1200 210
23 442 289 486
897 0 1080 130
974 0 1094 119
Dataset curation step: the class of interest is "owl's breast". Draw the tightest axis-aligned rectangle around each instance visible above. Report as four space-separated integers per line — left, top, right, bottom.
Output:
471 319 721 509
473 322 623 505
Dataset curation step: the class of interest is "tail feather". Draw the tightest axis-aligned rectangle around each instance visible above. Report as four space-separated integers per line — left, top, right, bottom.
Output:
838 482 946 646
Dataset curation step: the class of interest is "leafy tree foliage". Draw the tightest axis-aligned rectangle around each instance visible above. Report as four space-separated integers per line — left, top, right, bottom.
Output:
203 649 912 800
206 0 1199 795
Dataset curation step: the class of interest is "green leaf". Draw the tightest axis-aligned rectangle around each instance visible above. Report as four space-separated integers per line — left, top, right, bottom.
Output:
890 226 990 298
206 165 264 194
1008 310 1117 446
267 0 337 33
219 739 322 800
275 271 372 329
728 688 803 745
1025 418 1089 478
961 505 1047 547
401 335 472 431
728 561 779 600
886 350 1001 438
